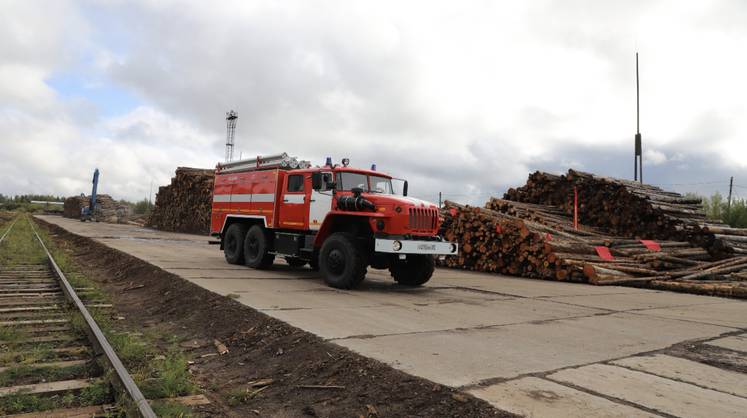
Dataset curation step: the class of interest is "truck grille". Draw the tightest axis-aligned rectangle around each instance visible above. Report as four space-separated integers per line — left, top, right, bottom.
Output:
408 208 438 232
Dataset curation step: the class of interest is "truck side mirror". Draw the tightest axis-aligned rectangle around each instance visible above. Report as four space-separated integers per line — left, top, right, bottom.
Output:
403 181 408 196
311 172 323 190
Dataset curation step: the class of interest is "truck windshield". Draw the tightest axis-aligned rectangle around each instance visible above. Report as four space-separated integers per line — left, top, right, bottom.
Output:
336 172 394 194
336 172 369 191
369 175 393 194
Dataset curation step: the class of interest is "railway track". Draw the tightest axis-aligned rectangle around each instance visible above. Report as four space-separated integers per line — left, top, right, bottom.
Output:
0 216 157 417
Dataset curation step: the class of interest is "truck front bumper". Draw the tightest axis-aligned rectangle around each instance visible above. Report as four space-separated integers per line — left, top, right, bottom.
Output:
374 238 458 256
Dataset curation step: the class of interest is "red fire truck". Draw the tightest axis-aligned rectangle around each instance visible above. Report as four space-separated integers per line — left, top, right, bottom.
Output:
210 153 458 289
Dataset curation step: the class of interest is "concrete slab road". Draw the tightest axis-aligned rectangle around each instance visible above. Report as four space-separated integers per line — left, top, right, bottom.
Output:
38 215 747 418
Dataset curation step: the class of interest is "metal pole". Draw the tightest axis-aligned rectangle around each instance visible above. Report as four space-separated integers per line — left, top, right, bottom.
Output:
636 53 640 135
438 192 442 208
634 52 643 183
573 187 579 230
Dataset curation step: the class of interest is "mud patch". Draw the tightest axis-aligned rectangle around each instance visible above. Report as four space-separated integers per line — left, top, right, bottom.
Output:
667 340 747 374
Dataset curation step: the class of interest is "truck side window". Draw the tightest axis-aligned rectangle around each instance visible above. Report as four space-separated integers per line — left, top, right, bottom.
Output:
287 175 304 192
322 173 333 190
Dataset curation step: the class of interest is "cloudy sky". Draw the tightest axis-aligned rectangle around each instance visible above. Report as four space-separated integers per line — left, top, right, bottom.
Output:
1 0 746 205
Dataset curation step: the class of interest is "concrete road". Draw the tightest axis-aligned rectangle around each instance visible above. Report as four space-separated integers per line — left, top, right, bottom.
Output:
38 216 747 417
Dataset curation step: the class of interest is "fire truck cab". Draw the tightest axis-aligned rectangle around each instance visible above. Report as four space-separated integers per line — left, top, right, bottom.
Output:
210 153 458 289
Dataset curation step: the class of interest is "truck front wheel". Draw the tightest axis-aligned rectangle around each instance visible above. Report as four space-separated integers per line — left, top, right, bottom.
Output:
390 255 435 286
244 225 275 269
224 224 248 265
319 233 367 289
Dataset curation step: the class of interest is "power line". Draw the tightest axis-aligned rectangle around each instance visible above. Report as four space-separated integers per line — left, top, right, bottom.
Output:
438 193 502 198
652 180 729 186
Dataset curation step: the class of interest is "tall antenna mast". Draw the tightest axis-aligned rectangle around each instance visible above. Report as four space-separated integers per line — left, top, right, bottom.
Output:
225 110 238 163
634 52 642 183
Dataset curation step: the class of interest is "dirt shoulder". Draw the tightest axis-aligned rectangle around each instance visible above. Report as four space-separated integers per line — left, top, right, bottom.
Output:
37 218 515 418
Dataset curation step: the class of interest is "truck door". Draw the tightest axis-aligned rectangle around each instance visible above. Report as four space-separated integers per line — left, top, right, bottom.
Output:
278 173 308 229
309 171 333 231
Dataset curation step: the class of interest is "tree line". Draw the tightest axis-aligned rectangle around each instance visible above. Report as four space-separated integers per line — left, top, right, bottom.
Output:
0 194 65 211
700 192 747 228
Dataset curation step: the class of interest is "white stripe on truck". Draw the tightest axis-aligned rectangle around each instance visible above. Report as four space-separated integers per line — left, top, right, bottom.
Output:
252 193 275 203
213 193 275 203
283 194 305 204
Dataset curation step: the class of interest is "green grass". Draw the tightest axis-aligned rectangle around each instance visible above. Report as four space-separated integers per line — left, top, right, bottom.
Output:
225 385 269 406
0 214 200 415
67 303 197 401
0 363 96 387
151 400 194 417
0 338 90 367
0 380 112 415
28 215 199 412
0 216 46 266
137 353 196 399
226 387 249 407
0 327 23 343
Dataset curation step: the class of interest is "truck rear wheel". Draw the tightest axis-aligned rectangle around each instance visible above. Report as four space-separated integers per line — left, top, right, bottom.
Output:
390 255 435 286
244 225 275 269
224 224 248 265
319 232 367 289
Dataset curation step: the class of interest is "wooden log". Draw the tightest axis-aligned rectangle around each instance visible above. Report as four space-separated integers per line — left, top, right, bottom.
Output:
147 167 215 234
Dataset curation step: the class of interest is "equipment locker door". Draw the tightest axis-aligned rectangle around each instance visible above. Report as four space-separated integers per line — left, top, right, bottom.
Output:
278 174 308 229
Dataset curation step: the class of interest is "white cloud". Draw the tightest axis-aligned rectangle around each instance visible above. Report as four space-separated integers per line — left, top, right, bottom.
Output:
1 0 747 204
644 149 668 165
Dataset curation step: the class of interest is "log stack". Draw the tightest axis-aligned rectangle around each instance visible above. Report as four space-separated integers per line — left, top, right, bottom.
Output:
504 169 747 257
439 199 747 298
147 167 215 234
63 194 130 223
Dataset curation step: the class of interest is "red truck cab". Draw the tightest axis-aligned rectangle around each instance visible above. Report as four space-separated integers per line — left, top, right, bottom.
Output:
211 154 458 289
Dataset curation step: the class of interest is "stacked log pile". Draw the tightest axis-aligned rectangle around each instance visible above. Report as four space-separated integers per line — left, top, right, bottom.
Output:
147 167 215 234
504 169 747 257
440 199 747 298
63 194 130 223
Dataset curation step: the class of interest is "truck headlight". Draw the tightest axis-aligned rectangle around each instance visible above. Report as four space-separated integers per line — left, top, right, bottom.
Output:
392 240 402 251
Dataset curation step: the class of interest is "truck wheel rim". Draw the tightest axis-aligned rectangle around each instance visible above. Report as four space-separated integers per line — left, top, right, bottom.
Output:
327 249 345 275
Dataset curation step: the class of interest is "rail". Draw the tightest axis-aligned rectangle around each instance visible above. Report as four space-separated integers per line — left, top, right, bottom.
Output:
0 218 17 244
26 216 157 418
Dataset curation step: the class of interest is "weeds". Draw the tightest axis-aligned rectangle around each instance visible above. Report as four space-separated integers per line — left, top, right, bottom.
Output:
151 400 194 417
26 217 199 414
0 216 46 266
0 327 22 343
225 384 268 406
137 353 196 399
0 380 112 415
0 363 96 386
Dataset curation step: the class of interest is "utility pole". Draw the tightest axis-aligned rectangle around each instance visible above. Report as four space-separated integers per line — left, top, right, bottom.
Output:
727 176 734 214
438 192 442 208
634 52 643 184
